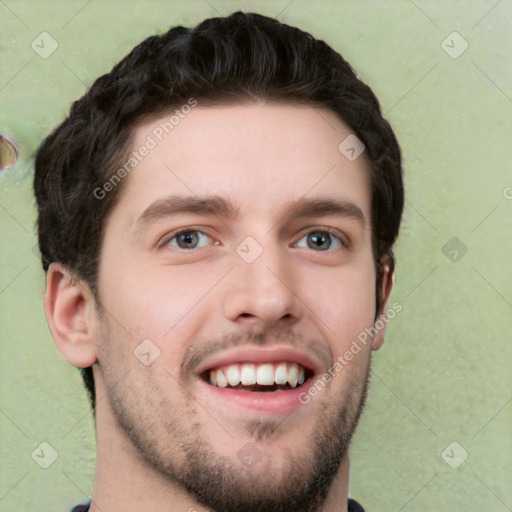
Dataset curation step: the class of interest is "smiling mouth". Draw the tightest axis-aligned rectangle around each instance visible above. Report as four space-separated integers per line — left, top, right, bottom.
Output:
201 362 314 392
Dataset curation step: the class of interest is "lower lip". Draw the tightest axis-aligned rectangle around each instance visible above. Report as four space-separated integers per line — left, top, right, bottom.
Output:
199 378 311 415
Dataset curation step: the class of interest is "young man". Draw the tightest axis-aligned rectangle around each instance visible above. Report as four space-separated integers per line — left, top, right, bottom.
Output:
34 11 403 512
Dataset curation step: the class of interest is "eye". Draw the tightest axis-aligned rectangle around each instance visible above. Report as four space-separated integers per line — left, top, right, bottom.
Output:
165 230 213 250
295 229 344 251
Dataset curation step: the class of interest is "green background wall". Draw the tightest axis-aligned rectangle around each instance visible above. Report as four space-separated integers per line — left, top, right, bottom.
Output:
1 1 511 511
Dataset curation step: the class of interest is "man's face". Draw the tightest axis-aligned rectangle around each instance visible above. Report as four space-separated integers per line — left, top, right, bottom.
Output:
94 103 381 511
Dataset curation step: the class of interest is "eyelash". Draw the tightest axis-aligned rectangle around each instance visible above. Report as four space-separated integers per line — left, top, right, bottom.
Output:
159 227 348 251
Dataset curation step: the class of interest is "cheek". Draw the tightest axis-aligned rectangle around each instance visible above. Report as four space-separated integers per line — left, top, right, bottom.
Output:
101 265 220 372
301 265 376 352
100 255 207 334
134 266 225 336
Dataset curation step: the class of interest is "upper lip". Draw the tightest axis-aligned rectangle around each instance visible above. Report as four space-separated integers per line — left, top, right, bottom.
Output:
195 346 320 376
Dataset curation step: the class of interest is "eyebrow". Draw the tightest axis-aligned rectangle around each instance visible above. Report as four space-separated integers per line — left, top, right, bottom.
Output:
135 195 239 229
133 194 366 232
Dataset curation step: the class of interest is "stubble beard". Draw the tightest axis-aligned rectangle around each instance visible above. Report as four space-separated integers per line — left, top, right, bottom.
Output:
99 320 372 512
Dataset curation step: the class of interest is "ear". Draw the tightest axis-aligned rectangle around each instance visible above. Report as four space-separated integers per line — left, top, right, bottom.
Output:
371 259 395 351
44 263 98 367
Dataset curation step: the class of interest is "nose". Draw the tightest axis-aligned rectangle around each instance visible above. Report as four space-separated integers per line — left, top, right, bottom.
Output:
222 242 302 329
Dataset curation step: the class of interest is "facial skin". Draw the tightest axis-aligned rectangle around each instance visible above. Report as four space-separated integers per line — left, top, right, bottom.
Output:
45 103 393 512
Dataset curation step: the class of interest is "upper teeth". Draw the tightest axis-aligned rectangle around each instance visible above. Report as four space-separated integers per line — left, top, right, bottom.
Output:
209 362 306 389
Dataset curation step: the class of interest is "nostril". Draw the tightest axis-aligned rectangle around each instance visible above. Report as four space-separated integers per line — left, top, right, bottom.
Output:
0 134 19 171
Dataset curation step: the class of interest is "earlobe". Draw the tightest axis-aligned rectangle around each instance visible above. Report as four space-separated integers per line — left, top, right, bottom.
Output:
44 263 98 368
371 261 395 351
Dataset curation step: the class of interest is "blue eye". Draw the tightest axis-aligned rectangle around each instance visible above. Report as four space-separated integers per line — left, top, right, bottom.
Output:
167 230 211 250
295 230 343 251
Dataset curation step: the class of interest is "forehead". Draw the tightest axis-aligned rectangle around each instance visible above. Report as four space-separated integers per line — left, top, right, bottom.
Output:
117 102 371 223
